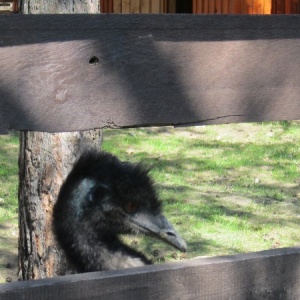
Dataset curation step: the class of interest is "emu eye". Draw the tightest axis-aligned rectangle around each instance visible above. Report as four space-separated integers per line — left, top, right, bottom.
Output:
125 201 139 214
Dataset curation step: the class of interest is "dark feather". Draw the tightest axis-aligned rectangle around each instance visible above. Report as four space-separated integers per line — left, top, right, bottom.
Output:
53 150 186 272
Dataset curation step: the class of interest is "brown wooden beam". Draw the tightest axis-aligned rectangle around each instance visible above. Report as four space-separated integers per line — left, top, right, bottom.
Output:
1 247 300 299
0 14 300 133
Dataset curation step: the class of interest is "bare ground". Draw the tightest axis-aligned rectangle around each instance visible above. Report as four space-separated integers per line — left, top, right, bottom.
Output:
0 221 18 283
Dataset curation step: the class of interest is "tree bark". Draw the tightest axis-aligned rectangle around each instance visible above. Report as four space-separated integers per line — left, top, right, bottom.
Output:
18 0 101 280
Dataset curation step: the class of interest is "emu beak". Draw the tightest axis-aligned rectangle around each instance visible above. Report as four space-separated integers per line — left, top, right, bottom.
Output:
131 213 187 252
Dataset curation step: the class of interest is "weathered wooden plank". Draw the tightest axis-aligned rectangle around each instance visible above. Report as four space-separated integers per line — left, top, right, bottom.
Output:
216 0 222 14
264 0 272 13
228 0 234 13
130 0 140 13
141 0 150 13
208 0 214 13
194 0 275 14
122 0 130 13
150 0 160 13
1 247 300 299
222 0 230 14
113 0 122 13
167 0 176 13
235 0 242 13
193 0 200 13
0 14 300 134
203 0 209 13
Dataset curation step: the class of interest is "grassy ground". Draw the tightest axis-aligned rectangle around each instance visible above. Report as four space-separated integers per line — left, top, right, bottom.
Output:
102 122 300 263
0 122 299 282
0 132 19 283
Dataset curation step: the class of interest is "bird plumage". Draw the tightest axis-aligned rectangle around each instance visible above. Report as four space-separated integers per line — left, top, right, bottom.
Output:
53 150 186 272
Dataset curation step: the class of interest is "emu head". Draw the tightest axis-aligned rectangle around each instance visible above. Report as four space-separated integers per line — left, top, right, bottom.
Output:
54 151 187 261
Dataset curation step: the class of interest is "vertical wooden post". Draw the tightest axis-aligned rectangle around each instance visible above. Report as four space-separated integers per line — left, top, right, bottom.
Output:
263 0 272 14
221 0 227 13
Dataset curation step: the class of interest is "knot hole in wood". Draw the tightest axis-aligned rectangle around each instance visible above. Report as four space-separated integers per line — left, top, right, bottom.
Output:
89 56 99 65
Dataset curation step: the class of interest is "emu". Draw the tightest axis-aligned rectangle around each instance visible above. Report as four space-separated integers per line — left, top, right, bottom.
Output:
53 150 187 272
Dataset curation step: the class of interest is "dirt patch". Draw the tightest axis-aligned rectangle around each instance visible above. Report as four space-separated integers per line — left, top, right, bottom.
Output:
0 221 18 283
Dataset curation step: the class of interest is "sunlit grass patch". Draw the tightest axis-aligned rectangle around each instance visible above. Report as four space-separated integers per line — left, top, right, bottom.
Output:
103 122 300 262
0 132 19 222
0 122 299 266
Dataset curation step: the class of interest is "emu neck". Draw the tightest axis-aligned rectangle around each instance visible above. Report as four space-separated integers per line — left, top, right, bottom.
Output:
75 231 151 272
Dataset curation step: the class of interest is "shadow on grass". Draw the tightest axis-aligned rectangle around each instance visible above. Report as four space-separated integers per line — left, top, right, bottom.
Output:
0 235 18 283
138 231 241 261
133 140 298 173
0 134 19 184
187 238 240 256
140 176 300 258
103 125 300 258
160 185 300 227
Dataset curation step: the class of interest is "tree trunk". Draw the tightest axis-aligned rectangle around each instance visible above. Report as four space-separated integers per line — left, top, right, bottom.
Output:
18 1 101 280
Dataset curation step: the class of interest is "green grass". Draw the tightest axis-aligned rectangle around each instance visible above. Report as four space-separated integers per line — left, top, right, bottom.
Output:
102 122 300 262
0 132 19 223
0 122 299 266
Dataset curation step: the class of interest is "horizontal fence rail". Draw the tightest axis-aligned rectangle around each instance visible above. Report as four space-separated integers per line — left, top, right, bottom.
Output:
0 14 300 133
1 247 300 299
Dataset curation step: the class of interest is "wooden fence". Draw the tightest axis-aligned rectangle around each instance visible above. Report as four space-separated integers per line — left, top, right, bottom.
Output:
1 247 300 299
100 0 300 14
0 13 300 299
101 0 176 14
1 14 300 134
193 0 271 14
193 0 300 14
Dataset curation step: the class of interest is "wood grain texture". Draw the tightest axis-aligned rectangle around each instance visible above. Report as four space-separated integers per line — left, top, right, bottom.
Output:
22 0 99 14
1 247 300 299
17 0 103 281
167 0 176 13
1 14 300 133
18 130 103 280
